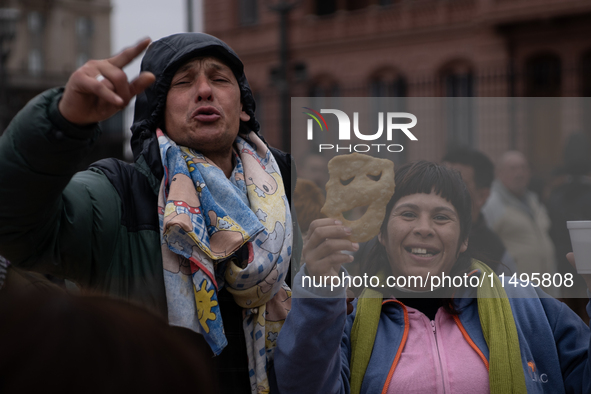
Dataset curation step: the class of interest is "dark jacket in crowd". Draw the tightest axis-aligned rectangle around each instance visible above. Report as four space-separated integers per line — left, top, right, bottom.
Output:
547 176 591 295
467 213 508 273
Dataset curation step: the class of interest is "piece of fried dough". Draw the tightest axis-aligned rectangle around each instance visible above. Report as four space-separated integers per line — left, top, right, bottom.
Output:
321 153 395 242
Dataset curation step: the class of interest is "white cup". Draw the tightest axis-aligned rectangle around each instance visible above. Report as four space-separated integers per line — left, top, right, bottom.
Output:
567 221 591 274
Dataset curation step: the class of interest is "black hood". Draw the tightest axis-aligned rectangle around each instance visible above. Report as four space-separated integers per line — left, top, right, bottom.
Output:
130 33 260 181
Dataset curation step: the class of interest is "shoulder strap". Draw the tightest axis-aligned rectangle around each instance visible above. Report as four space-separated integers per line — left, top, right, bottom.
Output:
349 288 383 394
472 259 527 394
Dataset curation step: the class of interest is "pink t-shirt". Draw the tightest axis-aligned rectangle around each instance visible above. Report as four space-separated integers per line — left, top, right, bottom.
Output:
386 306 489 394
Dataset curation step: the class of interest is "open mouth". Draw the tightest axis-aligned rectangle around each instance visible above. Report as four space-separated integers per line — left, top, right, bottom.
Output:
342 205 368 221
405 246 440 257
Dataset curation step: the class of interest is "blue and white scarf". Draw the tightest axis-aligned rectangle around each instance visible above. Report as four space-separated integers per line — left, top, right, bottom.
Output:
157 129 292 394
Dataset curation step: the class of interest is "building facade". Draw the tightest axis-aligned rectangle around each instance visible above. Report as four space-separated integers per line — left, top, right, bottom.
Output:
204 0 591 178
1 0 120 166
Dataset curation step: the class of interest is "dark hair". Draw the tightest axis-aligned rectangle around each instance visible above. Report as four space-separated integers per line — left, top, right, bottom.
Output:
0 293 217 394
442 147 494 189
381 161 472 242
359 161 473 312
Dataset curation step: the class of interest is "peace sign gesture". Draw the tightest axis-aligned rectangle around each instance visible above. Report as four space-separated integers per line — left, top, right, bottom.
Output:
58 38 156 125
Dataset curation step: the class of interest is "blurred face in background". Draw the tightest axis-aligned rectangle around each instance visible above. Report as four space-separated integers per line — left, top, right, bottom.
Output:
298 154 329 190
497 151 530 198
443 162 490 224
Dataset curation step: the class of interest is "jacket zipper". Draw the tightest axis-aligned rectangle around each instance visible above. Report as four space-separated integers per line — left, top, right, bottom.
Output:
380 300 410 394
451 315 489 370
431 319 447 394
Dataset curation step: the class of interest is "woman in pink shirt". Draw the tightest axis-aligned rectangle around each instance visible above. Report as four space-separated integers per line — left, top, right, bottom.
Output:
276 160 591 394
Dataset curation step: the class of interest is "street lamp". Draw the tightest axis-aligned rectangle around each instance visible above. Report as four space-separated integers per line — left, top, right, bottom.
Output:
266 0 300 153
0 7 20 134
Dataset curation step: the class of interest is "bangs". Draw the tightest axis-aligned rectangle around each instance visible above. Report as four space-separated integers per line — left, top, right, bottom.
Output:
381 161 472 240
396 162 464 204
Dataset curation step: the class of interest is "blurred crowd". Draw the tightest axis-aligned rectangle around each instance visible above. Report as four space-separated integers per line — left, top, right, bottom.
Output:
295 133 591 322
2 132 590 393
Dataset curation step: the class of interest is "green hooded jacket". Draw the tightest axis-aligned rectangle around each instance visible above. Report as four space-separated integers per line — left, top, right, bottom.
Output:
0 33 299 321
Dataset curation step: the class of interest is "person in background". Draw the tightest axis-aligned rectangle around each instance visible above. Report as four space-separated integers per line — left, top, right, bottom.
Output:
291 178 326 283
293 178 326 236
297 153 329 191
0 255 65 300
275 161 591 394
442 147 515 274
0 291 217 394
547 133 591 323
482 151 555 277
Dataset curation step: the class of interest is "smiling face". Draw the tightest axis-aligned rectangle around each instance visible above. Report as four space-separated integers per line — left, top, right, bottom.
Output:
164 57 250 158
379 192 468 289
321 154 396 242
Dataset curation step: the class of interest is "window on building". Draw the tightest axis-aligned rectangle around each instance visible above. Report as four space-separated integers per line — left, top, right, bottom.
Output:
76 16 93 38
346 0 368 11
27 11 44 75
27 11 42 33
309 80 340 97
580 50 591 97
76 16 94 68
369 69 407 162
316 0 337 16
524 53 562 175
239 0 258 26
440 60 475 147
581 50 591 141
525 53 561 97
369 70 406 97
444 70 473 97
28 49 43 76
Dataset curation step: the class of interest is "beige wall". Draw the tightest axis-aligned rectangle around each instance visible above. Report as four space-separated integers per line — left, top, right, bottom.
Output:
5 0 111 89
204 0 591 177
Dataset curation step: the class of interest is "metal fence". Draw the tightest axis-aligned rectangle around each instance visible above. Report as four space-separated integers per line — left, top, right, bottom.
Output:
256 66 591 184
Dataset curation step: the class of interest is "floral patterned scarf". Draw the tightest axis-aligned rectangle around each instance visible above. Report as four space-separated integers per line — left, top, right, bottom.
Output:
157 129 292 394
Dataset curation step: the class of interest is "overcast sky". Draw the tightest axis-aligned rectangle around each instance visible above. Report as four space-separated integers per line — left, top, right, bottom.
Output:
110 0 203 158
111 0 203 79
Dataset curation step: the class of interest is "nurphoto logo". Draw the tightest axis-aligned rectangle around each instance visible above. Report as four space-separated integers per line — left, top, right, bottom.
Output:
303 107 418 153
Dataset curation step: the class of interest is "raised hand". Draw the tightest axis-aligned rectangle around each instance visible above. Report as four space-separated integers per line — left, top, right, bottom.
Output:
58 38 156 125
303 218 359 280
566 252 591 292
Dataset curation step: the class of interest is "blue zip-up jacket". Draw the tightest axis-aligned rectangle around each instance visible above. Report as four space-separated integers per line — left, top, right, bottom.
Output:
275 268 591 393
